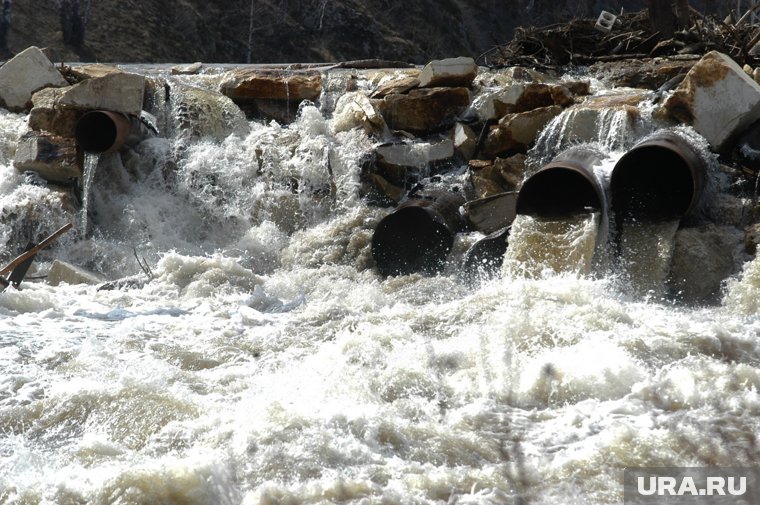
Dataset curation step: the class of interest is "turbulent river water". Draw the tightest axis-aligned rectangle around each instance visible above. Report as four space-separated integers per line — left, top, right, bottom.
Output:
1 67 760 505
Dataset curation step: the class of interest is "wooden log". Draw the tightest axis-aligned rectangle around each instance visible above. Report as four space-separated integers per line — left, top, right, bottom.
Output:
0 223 73 277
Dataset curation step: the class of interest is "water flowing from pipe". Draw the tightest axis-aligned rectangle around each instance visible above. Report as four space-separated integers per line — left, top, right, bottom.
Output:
618 220 679 297
0 67 758 505
616 219 681 297
502 212 601 278
78 152 100 237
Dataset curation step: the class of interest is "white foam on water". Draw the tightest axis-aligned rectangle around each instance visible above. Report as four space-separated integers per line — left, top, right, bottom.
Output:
1 71 759 504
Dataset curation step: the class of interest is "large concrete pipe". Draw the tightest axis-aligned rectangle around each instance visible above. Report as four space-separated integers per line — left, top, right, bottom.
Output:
516 146 605 217
610 131 707 222
372 191 466 276
75 111 152 153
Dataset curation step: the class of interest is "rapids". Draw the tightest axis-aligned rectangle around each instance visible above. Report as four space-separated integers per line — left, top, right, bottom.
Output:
0 66 759 505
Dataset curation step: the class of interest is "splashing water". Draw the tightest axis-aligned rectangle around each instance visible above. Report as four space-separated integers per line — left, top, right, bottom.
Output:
502 213 601 278
0 67 759 504
531 94 656 167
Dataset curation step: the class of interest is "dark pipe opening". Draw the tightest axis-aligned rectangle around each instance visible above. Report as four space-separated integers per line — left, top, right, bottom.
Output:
75 111 119 153
611 142 699 222
516 166 603 218
372 206 454 277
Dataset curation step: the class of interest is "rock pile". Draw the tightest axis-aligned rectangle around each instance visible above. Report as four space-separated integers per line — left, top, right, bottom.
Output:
2 43 760 300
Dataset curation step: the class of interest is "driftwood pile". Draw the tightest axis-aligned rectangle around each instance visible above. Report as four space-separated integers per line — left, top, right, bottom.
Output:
481 8 760 69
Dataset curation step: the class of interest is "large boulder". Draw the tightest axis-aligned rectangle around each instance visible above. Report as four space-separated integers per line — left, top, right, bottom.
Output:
482 105 563 157
468 163 506 198
530 90 649 156
370 73 420 98
468 82 575 122
57 72 146 116
375 87 471 133
0 46 68 112
219 69 322 123
494 153 527 188
14 131 80 183
669 224 744 303
28 86 82 137
662 51 760 150
220 70 322 101
67 63 122 81
169 82 250 140
333 91 387 135
418 57 478 88
372 139 454 188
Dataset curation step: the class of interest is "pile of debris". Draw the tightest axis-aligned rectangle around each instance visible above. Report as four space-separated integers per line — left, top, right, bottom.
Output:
482 8 760 69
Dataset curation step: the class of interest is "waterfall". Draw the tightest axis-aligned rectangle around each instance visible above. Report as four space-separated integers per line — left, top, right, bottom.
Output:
530 94 656 167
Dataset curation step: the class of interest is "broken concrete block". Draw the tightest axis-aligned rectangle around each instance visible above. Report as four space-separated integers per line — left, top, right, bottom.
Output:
58 72 146 116
468 85 525 121
372 140 454 188
14 132 80 183
47 260 104 286
663 51 760 150
463 192 518 234
418 57 478 88
0 46 68 112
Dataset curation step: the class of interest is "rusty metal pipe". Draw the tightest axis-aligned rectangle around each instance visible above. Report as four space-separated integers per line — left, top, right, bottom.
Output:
75 110 148 153
610 131 707 222
372 191 466 276
516 146 605 218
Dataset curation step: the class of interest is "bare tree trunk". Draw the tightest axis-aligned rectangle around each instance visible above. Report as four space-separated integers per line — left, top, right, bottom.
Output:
647 0 678 37
675 0 691 29
247 0 254 63
60 0 89 47
0 0 12 57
